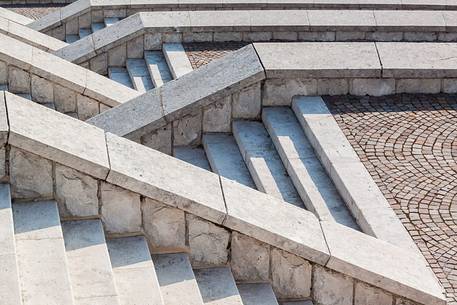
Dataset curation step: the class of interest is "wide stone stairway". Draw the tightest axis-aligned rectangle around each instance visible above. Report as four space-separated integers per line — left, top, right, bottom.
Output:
65 16 121 43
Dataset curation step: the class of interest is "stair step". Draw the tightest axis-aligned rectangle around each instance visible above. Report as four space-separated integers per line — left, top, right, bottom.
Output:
104 17 120 27
91 22 105 33
78 28 92 38
0 84 7 90
126 59 154 93
109 67 134 89
65 34 79 44
13 201 73 305
162 43 193 79
203 133 256 188
174 147 211 171
16 93 31 101
144 51 173 88
262 107 359 229
237 283 279 305
62 220 120 305
194 267 243 305
0 185 21 305
152 253 204 305
107 236 164 305
232 120 304 208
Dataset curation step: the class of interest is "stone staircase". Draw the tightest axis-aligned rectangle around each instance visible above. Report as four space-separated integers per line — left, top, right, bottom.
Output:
174 98 359 230
1 182 288 305
108 43 192 92
65 17 121 43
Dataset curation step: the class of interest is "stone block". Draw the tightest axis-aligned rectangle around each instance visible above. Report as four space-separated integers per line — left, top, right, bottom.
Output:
335 31 366 41
443 79 457 93
230 232 270 282
78 12 91 29
91 9 103 23
9 147 53 199
365 31 403 41
108 43 127 66
144 33 162 50
65 17 79 35
55 164 98 217
404 32 437 42
263 78 317 106
396 298 421 305
272 32 298 41
173 111 202 146
8 66 30 93
242 32 273 42
232 83 261 119
350 78 395 96
89 53 108 75
187 214 230 267
317 79 349 95
354 282 393 305
100 182 141 234
142 197 186 250
313 265 354 305
298 31 335 41
99 103 110 113
396 79 441 94
127 35 144 59
0 61 7 84
438 32 457 42
141 123 172 155
214 32 242 42
54 84 77 113
0 146 5 180
271 248 312 299
183 32 213 43
52 25 65 41
77 95 99 121
163 33 183 43
202 97 232 132
31 75 53 104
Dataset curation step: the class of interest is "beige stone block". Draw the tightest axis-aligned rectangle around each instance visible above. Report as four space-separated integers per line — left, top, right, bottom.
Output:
0 61 7 84
8 66 30 93
313 265 354 305
144 33 162 50
89 53 108 75
65 17 79 35
214 32 242 42
162 33 182 43
31 75 53 104
78 12 91 29
108 44 127 66
271 248 312 299
141 124 172 155
54 84 77 113
354 282 393 305
187 214 230 268
263 78 317 106
350 78 395 96
142 197 186 250
99 103 111 113
242 32 273 42
77 95 99 121
101 182 141 234
9 147 53 199
232 83 261 119
183 32 213 43
317 79 349 95
127 35 144 59
272 31 298 41
396 79 441 94
231 232 270 282
52 25 65 41
173 112 202 146
55 164 98 217
202 97 231 133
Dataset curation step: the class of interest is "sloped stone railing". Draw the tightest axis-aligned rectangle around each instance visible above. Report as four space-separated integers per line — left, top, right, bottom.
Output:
0 7 32 25
0 90 446 305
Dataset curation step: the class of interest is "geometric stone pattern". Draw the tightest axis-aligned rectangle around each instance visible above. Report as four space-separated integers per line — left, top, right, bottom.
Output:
183 42 248 69
326 94 457 305
7 5 62 20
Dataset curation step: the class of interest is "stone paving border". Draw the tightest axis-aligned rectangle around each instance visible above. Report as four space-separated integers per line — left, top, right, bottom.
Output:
0 90 446 305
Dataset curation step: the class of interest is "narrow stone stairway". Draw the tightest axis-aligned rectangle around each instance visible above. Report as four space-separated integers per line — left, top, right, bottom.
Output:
65 17 121 43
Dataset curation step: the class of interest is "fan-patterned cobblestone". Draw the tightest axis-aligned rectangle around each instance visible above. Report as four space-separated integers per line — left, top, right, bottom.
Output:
5 4 63 20
325 94 457 305
183 42 247 69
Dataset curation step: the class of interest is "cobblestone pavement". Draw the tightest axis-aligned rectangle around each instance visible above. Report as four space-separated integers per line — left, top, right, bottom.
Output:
3 4 64 20
183 42 248 69
325 94 457 305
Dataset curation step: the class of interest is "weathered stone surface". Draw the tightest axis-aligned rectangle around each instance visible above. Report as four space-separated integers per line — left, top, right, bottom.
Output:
230 232 270 282
127 35 144 59
142 197 186 250
308 9 376 30
263 78 317 106
203 97 232 133
31 75 53 104
9 147 53 199
0 92 8 147
90 53 108 75
194 267 243 305
8 66 30 93
238 283 279 305
101 182 142 234
232 83 261 119
187 214 230 267
77 95 99 121
141 123 172 155
173 111 202 146
174 147 210 170
317 78 349 95
354 282 393 305
53 84 77 113
144 33 162 50
108 44 127 66
271 248 312 299
350 78 395 96
396 79 441 94
55 164 99 218
313 265 354 305
0 61 6 84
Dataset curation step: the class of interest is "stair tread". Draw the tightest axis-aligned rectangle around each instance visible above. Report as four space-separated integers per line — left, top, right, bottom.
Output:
65 34 79 43
174 146 211 171
262 107 359 229
237 283 279 305
203 133 256 188
194 267 243 305
91 22 105 33
144 51 173 88
13 201 73 305
78 28 92 38
162 43 193 79
104 17 120 27
109 67 134 89
152 253 204 305
126 59 154 93
62 219 120 305
107 236 164 305
233 120 304 208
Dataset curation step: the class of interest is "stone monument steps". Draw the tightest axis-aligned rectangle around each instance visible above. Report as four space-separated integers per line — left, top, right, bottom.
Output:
65 17 121 43
126 58 154 93
144 51 174 88
109 67 134 89
162 43 194 80
107 236 165 305
62 219 121 305
173 146 211 171
237 283 280 305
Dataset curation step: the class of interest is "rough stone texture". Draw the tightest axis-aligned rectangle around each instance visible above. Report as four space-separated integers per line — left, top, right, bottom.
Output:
173 111 202 146
270 248 312 299
100 182 141 234
31 75 53 104
141 124 172 155
187 214 230 267
263 78 317 106
9 147 53 199
144 33 162 50
232 83 261 119
7 5 63 20
183 42 248 69
8 66 30 94
350 78 396 96
203 96 232 133
53 84 77 113
230 232 270 282
77 95 100 121
326 94 457 305
354 282 393 305
0 61 7 84
55 164 99 218
313 265 354 305
142 197 186 250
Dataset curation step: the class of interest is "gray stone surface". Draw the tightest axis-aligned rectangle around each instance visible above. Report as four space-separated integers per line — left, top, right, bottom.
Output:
77 94 100 121
194 267 243 305
126 58 154 93
202 97 232 133
141 123 172 155
8 66 30 94
238 283 279 305
152 253 204 305
174 147 211 170
187 214 230 267
308 10 376 30
354 282 393 305
313 265 353 305
162 43 194 79
144 51 173 88
232 120 303 207
173 112 202 146
232 83 261 119
13 201 73 305
31 75 53 104
262 78 317 106
109 67 134 89
54 83 77 113
374 10 445 32
107 236 164 305
203 133 256 188
62 220 120 305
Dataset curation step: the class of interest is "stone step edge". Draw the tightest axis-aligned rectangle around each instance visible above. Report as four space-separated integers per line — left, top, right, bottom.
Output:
0 91 446 305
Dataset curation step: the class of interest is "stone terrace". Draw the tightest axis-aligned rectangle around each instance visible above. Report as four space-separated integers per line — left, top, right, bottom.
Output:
326 94 457 305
